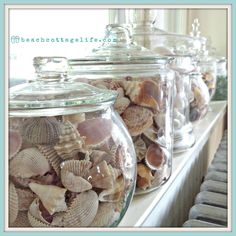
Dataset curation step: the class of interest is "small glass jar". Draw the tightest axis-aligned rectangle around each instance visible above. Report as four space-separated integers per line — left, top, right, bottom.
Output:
189 70 210 122
9 57 136 228
69 25 174 195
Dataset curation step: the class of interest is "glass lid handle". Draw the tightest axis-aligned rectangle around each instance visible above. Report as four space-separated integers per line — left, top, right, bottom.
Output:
33 57 68 81
190 18 201 38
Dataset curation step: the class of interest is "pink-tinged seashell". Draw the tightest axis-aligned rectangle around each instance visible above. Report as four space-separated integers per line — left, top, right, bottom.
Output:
90 202 117 227
86 160 118 189
145 143 165 170
16 188 35 211
60 159 92 177
38 145 63 176
77 118 112 148
21 117 60 145
9 117 25 130
116 87 125 98
122 105 153 136
10 147 51 178
28 198 49 225
10 176 31 188
98 176 125 203
29 183 67 215
62 113 86 126
9 182 18 224
9 211 30 227
62 190 98 227
54 121 85 160
137 163 154 190
61 170 92 193
133 137 147 162
90 150 111 166
114 97 130 115
120 80 162 110
109 145 125 170
9 130 22 159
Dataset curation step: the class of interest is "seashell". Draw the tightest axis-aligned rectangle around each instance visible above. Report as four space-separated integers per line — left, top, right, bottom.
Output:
145 143 165 170
120 80 162 110
90 80 110 89
109 145 125 170
9 182 18 224
203 72 214 82
9 117 24 130
62 190 98 227
114 97 130 114
86 160 117 189
29 183 67 215
62 113 86 126
61 170 92 193
77 118 112 149
51 212 65 227
9 211 30 227
9 130 22 159
98 176 125 202
90 202 117 227
54 121 85 160
10 147 50 179
137 163 154 190
90 150 111 166
60 159 92 177
193 86 207 109
28 198 49 225
21 117 60 145
38 145 63 176
10 176 31 188
151 169 164 187
122 105 153 136
16 188 35 211
116 87 125 98
154 114 166 129
134 137 147 162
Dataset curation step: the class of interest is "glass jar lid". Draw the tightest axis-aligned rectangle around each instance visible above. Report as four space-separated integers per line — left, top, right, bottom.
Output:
10 57 118 113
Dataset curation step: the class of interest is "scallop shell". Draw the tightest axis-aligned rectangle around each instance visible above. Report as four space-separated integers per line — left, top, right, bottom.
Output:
122 105 153 136
98 176 125 202
60 159 92 177
16 188 35 211
145 143 165 170
28 198 49 225
62 113 86 126
21 117 60 145
9 130 22 159
29 183 67 215
86 160 118 189
9 211 30 227
61 170 92 193
62 190 98 227
9 182 18 224
109 145 125 170
120 80 162 110
54 121 85 160
10 147 51 178
90 150 111 166
90 203 117 227
38 145 63 176
134 137 147 162
114 97 130 115
77 118 112 148
137 163 154 190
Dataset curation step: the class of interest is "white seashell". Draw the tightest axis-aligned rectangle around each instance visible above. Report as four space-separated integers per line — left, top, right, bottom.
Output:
90 203 117 227
109 145 125 170
62 190 98 227
10 148 51 178
9 130 22 159
90 150 111 166
61 170 92 193
16 188 35 211
29 183 67 215
133 137 147 162
9 211 30 227
28 211 50 227
154 114 166 128
9 182 18 224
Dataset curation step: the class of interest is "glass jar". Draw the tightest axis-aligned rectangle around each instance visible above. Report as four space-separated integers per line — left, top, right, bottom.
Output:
69 25 174 195
9 57 136 228
189 70 210 122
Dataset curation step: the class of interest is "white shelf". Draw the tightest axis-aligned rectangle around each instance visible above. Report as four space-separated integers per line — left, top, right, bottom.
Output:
119 101 227 227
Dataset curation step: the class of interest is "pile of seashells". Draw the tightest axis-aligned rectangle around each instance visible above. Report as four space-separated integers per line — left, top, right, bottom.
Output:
90 76 170 192
202 72 216 97
9 115 134 227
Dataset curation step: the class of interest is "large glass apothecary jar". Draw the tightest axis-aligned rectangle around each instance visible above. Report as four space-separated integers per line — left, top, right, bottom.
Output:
9 57 136 228
69 25 174 195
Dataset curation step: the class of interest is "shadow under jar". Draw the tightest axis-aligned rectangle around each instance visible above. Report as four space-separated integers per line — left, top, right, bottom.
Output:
9 57 136 228
69 58 174 195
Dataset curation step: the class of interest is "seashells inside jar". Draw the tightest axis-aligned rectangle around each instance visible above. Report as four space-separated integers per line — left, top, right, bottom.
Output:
8 57 136 228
